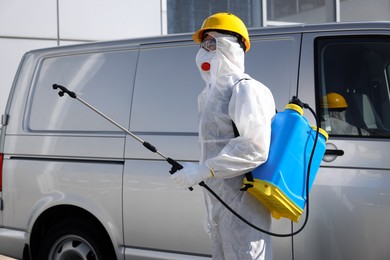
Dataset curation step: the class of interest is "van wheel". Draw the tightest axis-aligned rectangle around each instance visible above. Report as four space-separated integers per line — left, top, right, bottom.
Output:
37 218 115 260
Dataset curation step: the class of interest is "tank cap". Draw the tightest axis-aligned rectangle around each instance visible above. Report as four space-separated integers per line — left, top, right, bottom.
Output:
289 96 304 108
311 126 329 141
285 103 304 115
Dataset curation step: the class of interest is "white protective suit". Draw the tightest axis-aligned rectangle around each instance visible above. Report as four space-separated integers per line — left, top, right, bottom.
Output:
196 32 276 259
324 110 369 136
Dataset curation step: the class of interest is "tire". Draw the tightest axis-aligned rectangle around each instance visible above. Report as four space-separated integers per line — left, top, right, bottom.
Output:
37 218 116 260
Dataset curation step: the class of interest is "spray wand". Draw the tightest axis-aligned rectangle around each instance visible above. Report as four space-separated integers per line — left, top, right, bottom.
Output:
52 84 198 191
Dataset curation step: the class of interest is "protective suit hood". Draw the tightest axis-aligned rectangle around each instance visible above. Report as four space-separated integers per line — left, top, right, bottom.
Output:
196 32 245 88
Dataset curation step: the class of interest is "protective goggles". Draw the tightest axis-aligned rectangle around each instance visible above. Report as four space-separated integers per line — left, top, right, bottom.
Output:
200 36 217 52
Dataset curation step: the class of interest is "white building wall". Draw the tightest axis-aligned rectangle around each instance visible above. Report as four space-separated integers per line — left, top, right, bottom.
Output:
0 0 165 113
340 0 390 21
0 0 58 39
59 0 163 41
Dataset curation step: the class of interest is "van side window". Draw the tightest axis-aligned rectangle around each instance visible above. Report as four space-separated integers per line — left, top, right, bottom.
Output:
130 45 201 133
246 36 300 110
29 50 137 132
316 37 390 137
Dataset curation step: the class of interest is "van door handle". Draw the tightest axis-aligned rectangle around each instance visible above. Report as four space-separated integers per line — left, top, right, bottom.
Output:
323 143 344 162
325 149 344 156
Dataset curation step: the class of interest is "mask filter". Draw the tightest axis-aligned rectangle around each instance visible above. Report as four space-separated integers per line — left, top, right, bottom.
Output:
201 62 211 71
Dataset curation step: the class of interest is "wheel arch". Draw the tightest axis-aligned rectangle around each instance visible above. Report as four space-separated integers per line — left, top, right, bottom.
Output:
29 205 118 260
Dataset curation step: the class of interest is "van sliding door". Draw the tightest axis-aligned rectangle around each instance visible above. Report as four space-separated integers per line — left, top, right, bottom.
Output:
248 33 301 260
297 32 390 260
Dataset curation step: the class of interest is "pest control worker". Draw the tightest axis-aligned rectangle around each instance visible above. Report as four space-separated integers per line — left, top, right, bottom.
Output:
171 13 276 259
321 92 369 136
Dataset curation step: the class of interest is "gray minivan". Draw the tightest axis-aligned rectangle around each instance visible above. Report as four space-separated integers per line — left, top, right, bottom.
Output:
0 22 390 260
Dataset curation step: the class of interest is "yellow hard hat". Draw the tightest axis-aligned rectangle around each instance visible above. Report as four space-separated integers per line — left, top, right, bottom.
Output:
321 92 348 109
192 12 250 52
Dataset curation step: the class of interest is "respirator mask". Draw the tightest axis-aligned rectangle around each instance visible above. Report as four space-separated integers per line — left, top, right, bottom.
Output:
195 31 245 87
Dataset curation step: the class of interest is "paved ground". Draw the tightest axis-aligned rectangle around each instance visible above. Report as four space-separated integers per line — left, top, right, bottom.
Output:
0 256 15 260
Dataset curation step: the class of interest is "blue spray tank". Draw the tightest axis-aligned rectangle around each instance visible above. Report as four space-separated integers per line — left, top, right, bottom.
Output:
243 97 328 223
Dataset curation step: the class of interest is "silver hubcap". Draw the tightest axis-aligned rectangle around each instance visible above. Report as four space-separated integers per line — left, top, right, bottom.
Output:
49 235 97 260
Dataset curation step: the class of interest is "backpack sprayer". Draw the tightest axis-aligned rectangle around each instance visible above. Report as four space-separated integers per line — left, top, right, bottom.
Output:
52 84 327 237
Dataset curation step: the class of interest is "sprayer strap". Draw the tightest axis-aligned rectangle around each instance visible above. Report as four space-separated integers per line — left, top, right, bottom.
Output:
231 120 254 191
230 78 254 190
231 78 278 191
